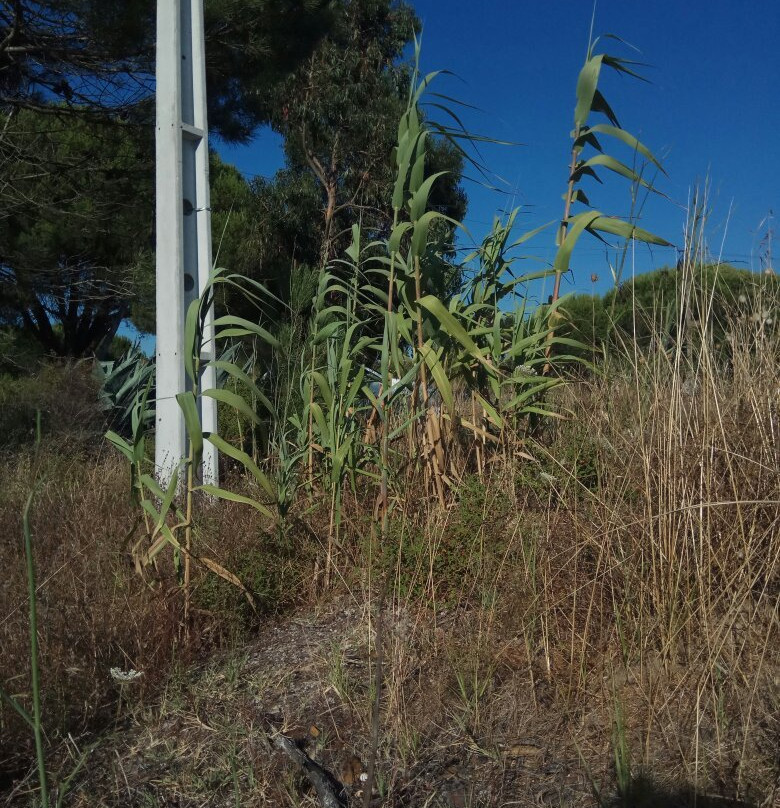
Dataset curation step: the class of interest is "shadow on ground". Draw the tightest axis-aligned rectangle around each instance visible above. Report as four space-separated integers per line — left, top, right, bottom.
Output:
605 776 760 808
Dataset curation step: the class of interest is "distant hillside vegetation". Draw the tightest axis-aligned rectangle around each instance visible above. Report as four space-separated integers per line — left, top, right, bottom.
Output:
552 263 779 360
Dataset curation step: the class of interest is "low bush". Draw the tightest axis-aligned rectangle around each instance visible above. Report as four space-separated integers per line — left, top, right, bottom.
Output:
0 362 104 450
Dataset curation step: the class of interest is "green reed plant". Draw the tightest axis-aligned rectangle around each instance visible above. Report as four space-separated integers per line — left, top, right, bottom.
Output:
106 375 155 557
612 695 632 805
547 28 671 362
421 212 585 439
357 60 562 501
336 47 580 803
107 267 283 623
0 408 49 805
294 266 379 584
2 490 49 807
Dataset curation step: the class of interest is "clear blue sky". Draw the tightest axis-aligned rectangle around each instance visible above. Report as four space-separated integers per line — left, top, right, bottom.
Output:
219 0 779 300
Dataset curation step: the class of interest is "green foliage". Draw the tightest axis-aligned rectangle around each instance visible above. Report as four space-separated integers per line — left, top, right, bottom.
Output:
432 212 577 429
94 346 154 436
106 334 135 361
550 294 611 361
5 490 49 807
257 0 467 266
1 0 333 141
106 266 285 604
552 264 780 361
0 0 154 116
2 1 336 354
192 533 309 629
555 424 603 493
0 326 46 375
303 304 375 496
202 0 336 143
210 154 260 280
0 110 154 356
106 28 615 620
606 262 779 348
105 50 566 606
551 34 670 303
374 475 511 603
213 163 324 327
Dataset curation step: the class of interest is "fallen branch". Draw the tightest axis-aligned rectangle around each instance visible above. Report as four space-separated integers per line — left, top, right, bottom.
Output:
272 732 347 808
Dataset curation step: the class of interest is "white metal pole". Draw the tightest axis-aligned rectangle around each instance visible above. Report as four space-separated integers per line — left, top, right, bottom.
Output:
155 0 218 487
155 0 186 485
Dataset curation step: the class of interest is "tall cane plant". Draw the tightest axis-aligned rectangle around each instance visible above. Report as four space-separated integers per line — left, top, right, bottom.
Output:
107 267 283 624
546 32 671 368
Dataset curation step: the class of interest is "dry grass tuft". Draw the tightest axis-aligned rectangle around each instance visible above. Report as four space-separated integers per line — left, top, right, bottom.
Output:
0 449 314 794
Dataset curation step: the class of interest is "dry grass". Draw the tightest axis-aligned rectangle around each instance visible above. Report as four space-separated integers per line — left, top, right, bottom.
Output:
0 447 316 795
0 450 180 785
1 270 778 806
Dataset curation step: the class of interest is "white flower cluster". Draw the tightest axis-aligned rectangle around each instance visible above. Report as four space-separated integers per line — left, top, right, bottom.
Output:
751 310 774 326
110 667 143 683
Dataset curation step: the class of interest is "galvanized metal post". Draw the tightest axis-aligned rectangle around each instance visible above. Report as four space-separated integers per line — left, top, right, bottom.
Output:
155 0 218 487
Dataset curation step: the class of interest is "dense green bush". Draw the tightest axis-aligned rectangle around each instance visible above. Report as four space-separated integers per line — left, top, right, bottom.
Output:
553 264 779 362
554 294 612 361
192 518 314 633
608 263 777 345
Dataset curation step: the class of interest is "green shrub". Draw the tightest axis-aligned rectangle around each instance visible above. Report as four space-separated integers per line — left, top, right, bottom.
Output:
374 475 512 604
191 520 313 633
554 264 779 364
553 294 611 361
106 333 135 360
0 362 104 450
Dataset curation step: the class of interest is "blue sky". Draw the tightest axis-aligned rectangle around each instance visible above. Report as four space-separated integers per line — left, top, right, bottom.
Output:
218 0 779 302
